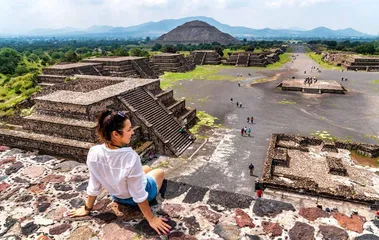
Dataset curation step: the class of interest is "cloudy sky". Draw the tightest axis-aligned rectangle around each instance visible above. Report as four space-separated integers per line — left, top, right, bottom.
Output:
1 0 378 34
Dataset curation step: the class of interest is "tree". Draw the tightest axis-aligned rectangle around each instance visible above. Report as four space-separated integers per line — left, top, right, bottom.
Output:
64 50 81 62
27 53 39 62
129 48 149 57
146 37 151 42
161 45 177 53
214 47 224 57
113 47 129 56
0 47 22 74
151 44 162 51
245 45 255 52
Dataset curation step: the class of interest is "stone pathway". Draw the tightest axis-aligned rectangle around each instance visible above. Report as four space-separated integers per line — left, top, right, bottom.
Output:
1 147 379 239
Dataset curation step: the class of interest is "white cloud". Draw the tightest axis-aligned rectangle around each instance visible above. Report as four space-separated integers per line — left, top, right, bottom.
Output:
265 0 340 7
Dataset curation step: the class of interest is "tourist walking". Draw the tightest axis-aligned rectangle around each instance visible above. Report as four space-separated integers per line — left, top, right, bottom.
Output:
247 128 251 137
238 82 241 87
241 128 244 136
236 101 239 107
230 97 233 103
256 189 263 198
249 164 255 176
244 126 247 135
247 117 250 123
239 102 242 108
68 110 171 235
251 117 254 124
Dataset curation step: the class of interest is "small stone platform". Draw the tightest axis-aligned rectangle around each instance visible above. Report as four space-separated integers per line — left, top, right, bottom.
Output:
151 53 195 73
277 79 346 94
262 134 379 205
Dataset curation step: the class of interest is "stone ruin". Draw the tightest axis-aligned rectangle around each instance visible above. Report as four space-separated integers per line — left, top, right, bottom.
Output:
0 68 197 161
189 50 221 65
277 79 346 94
262 133 379 205
224 52 268 67
322 52 379 72
151 53 195 73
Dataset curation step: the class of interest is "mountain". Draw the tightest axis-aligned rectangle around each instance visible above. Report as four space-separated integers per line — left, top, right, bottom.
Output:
11 16 374 38
152 20 240 45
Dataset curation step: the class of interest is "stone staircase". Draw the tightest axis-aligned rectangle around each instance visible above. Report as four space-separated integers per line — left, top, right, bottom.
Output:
236 54 248 66
193 52 205 65
118 88 194 156
131 59 158 79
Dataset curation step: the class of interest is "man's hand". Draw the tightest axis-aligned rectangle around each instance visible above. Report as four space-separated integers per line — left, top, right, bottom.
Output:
67 206 90 218
148 216 171 235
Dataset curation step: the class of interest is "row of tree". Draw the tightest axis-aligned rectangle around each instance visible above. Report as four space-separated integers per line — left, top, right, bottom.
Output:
307 40 379 55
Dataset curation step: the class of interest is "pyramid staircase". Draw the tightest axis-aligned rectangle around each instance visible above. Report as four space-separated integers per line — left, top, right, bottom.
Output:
118 88 194 156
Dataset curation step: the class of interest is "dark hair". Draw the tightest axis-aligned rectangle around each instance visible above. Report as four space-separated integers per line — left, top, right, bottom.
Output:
96 110 129 143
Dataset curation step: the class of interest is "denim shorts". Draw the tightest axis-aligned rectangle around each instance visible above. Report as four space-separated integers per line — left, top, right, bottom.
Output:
111 175 158 206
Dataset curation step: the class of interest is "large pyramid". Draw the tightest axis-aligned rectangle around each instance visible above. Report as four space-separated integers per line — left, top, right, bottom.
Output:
153 20 240 45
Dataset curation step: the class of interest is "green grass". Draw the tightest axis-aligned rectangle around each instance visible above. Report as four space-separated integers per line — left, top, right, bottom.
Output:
0 73 40 117
372 80 379 84
279 99 296 105
178 51 190 57
223 48 244 57
148 51 162 58
160 65 238 90
306 52 344 70
286 47 294 53
266 53 292 70
190 111 220 135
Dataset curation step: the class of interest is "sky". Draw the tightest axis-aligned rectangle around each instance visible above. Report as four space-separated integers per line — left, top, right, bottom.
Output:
1 0 379 35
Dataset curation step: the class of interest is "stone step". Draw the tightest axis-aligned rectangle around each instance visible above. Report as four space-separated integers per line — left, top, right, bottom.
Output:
34 98 89 121
38 75 66 84
23 113 97 142
0 128 94 162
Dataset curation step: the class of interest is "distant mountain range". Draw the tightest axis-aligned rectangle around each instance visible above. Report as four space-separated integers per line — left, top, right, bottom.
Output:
4 16 375 38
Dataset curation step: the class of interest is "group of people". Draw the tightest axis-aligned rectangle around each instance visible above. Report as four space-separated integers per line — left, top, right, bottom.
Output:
341 77 348 81
241 126 252 137
304 76 318 85
247 116 254 124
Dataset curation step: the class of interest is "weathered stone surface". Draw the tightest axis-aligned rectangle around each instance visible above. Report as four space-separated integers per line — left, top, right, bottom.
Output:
33 216 54 226
234 209 255 228
69 198 85 208
318 225 348 240
0 175 8 181
68 226 93 240
5 162 23 175
168 232 197 240
37 202 51 212
355 234 379 240
76 181 88 191
134 218 176 236
261 221 282 237
46 207 67 221
332 213 366 233
245 235 262 240
0 216 17 237
195 206 221 224
22 166 45 178
182 186 208 204
164 180 191 199
374 220 379 228
253 198 295 217
54 161 81 172
214 223 239 240
28 183 46 193
0 236 21 240
54 183 73 191
93 198 111 212
183 216 200 235
15 194 33 202
21 222 39 236
299 207 330 221
33 155 54 163
161 203 185 218
70 175 88 182
0 146 9 152
288 222 315 240
208 189 254 209
58 193 79 200
0 156 15 165
109 202 144 221
101 223 137 240
0 182 10 192
41 174 65 183
93 212 117 224
49 223 71 235
13 177 29 184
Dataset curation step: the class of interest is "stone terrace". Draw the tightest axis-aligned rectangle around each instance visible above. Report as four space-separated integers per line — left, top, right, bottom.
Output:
277 79 346 94
0 75 197 160
151 53 195 73
262 134 379 205
0 147 378 239
189 50 221 65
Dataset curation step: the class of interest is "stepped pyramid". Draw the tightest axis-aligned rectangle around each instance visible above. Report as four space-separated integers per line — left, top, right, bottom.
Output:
153 20 240 45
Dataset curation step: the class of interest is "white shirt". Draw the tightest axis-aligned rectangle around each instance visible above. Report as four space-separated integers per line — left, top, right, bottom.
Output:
86 144 148 203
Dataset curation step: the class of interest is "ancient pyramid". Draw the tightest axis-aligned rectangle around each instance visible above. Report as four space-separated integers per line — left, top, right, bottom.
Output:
153 20 240 45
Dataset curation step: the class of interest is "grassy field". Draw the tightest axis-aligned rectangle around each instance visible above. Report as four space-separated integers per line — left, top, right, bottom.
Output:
306 52 344 70
266 53 292 70
160 65 238 90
